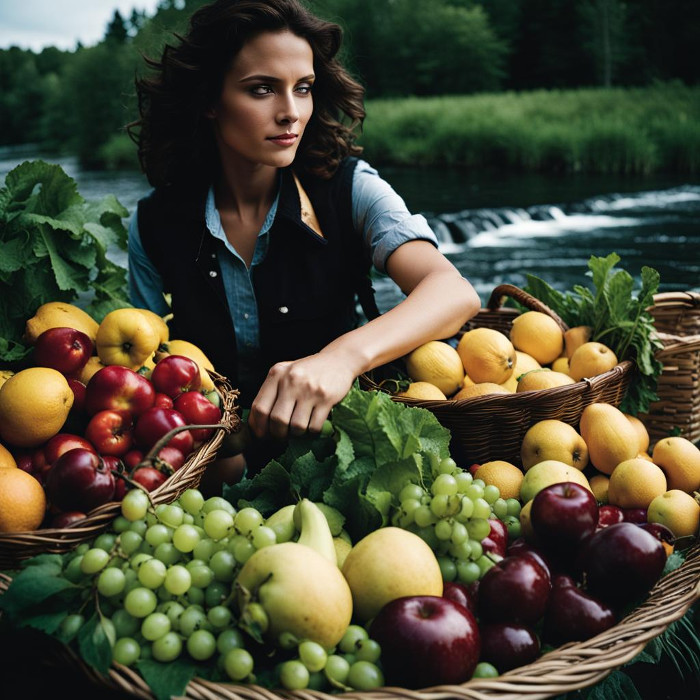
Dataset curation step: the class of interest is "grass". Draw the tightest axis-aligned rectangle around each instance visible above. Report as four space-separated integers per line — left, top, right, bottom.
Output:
359 83 700 174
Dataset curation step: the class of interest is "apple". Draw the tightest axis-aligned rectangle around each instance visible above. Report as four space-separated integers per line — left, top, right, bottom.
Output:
622 507 648 524
542 574 616 646
101 455 127 501
468 464 481 477
13 450 39 478
505 538 552 577
123 449 144 471
575 522 667 607
173 390 222 444
131 465 168 492
33 326 93 376
45 447 116 513
44 433 97 466
150 354 201 399
477 554 551 625
154 445 186 472
479 622 540 672
369 595 481 688
85 365 155 417
154 392 174 409
442 580 477 615
67 378 87 412
481 518 508 558
530 481 599 554
638 522 675 557
133 406 194 456
47 511 87 528
85 409 134 457
598 504 624 529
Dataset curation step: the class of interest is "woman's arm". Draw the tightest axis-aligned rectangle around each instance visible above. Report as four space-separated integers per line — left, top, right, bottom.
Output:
248 239 480 440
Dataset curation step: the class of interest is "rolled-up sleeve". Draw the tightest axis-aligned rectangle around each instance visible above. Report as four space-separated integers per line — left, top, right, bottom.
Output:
352 160 438 273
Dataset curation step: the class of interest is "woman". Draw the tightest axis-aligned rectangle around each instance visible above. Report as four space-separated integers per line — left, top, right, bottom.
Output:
127 0 480 478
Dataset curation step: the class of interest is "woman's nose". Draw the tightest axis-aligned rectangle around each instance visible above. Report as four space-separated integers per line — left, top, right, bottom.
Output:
277 92 300 124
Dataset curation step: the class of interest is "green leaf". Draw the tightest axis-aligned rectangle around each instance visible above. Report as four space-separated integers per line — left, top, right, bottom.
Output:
0 560 75 618
223 460 292 516
77 612 113 674
583 669 643 700
137 658 199 700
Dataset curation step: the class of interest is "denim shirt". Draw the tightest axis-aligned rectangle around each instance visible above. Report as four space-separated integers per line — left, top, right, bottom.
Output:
128 159 438 373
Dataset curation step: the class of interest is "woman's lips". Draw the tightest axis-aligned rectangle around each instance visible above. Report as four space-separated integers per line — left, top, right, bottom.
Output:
267 133 298 146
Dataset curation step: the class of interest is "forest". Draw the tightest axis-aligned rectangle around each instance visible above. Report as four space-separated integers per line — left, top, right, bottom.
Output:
0 0 698 171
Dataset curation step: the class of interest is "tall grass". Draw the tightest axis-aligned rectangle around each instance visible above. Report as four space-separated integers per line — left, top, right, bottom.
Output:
359 83 700 174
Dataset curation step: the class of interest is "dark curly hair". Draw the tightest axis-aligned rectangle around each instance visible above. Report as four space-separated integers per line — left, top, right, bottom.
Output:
129 0 366 188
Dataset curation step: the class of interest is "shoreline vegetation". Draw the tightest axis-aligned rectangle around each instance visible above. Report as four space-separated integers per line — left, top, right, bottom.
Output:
93 83 700 176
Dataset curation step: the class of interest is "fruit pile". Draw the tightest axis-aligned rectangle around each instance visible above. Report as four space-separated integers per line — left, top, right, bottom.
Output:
0 302 224 533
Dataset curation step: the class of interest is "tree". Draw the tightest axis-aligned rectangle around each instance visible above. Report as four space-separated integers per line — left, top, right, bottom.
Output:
105 10 128 45
578 0 629 87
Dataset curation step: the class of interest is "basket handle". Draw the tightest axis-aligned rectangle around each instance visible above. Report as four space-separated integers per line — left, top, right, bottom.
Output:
486 283 569 332
648 290 700 310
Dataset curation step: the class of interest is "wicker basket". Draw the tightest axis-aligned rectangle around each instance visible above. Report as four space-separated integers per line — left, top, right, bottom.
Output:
1 541 697 700
361 283 633 467
639 291 700 447
0 371 240 570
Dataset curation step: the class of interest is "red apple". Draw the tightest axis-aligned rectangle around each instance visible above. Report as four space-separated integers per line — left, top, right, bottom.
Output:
468 464 481 477
131 465 168 492
101 455 127 501
622 507 648 524
637 522 675 557
479 622 540 672
133 406 194 456
123 449 144 471
173 390 222 444
154 392 174 409
150 355 201 399
45 447 116 513
481 518 508 558
154 445 186 472
477 554 551 625
85 409 134 457
442 581 477 615
44 433 97 466
67 378 87 412
33 326 93 376
598 504 624 529
47 511 87 528
85 365 155 417
369 595 481 688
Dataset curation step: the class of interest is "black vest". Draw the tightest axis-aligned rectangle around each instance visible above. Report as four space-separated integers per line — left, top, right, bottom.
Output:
137 158 378 405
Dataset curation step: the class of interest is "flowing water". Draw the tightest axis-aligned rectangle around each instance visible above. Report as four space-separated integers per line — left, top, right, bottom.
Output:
2 146 698 310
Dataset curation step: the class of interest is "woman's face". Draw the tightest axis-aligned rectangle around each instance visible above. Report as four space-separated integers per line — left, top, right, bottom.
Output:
209 30 315 170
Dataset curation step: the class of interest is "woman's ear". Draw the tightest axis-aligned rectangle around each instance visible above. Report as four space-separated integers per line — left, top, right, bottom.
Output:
204 105 217 119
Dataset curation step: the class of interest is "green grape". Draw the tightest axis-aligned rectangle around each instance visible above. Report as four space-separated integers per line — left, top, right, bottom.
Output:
137 540 155 555
112 608 140 638
93 533 117 551
431 473 458 496
456 496 474 521
339 624 368 654
438 456 458 474
64 555 86 583
469 540 483 560
398 483 424 502
153 542 181 566
429 494 449 517
182 513 194 525
111 515 131 533
413 504 436 528
97 566 126 597
145 523 172 547
355 638 382 664
75 543 90 555
400 498 421 518
503 514 522 540
124 587 158 618
118 530 143 555
187 628 217 660
188 563 214 589
202 496 235 515
450 539 472 561
347 660 384 690
483 484 501 504
324 654 350 686
179 606 209 637
492 497 509 519
437 555 457 581
465 483 484 500
113 637 141 666
466 517 491 541
209 550 236 582
164 564 192 596
129 519 148 537
450 521 469 545
192 538 218 562
234 507 264 535
223 647 254 681
158 504 184 528
279 659 310 690
472 661 499 678
203 509 234 540
159 601 185 630
185 586 205 606
173 523 201 553
59 613 85 641
472 478 486 489
476 554 497 576
217 628 246 655
454 470 473 492
151 631 183 662
121 489 149 521
141 612 171 641
204 581 229 608
138 557 167 589
230 535 256 564
456 559 481 584
252 525 277 549
298 640 327 672
80 547 111 575
506 498 522 517
102 618 117 647
207 605 232 629
307 671 327 691
472 498 492 520
415 525 439 551
277 632 300 650
179 488 205 515
434 519 453 541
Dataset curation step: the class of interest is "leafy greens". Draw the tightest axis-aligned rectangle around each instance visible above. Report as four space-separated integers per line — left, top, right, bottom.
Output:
0 160 131 365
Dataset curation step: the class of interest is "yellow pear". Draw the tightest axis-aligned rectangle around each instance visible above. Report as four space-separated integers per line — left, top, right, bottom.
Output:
624 413 650 454
579 403 640 475
519 459 592 504
24 301 99 344
516 368 575 392
564 325 593 359
520 419 589 471
568 342 618 381
651 436 700 493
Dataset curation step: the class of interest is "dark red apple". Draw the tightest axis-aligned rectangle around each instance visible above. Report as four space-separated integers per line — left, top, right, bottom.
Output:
134 406 194 456
44 433 96 466
154 445 186 472
530 482 599 554
542 574 616 646
47 511 87 528
131 465 168 492
598 504 624 529
67 378 87 412
14 450 39 477
85 365 155 417
576 522 667 607
622 507 648 524
638 522 675 557
123 449 144 471
481 518 509 557
173 390 222 444
150 355 201 399
442 581 477 615
478 622 540 672
468 464 481 477
369 595 480 688
477 554 551 625
33 327 93 376
102 455 127 501
85 409 134 457
154 392 174 409
45 447 116 513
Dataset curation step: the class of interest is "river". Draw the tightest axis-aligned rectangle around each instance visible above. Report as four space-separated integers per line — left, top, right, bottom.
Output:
2 146 698 310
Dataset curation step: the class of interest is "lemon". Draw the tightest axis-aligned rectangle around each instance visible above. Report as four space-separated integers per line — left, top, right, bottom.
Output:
396 381 447 400
24 301 99 344
0 367 73 448
509 311 564 365
475 460 524 500
457 327 515 384
404 341 465 396
607 458 667 510
647 490 700 538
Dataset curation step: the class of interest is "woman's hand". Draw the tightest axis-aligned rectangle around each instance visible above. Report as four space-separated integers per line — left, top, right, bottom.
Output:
248 351 358 440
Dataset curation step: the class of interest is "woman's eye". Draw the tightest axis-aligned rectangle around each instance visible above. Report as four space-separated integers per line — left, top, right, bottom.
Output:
251 85 273 96
296 83 313 95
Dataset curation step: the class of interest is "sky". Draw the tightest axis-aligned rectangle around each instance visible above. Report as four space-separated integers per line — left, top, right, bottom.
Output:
0 1 162 52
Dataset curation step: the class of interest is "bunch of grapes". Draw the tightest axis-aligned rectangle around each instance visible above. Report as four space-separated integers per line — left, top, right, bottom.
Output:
390 457 522 584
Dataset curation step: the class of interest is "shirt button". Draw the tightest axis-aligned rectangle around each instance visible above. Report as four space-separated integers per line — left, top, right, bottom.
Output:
209 270 218 278
278 306 289 314
243 313 249 320
211 253 216 259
